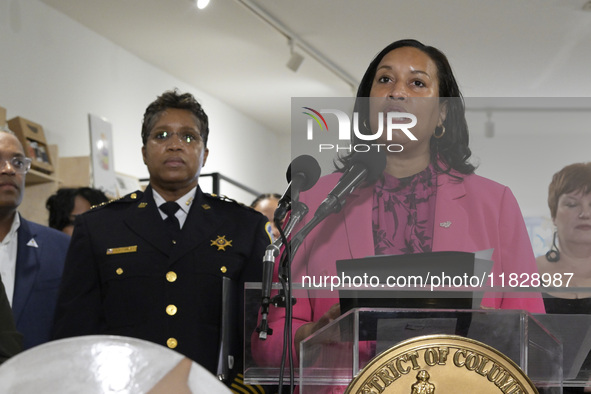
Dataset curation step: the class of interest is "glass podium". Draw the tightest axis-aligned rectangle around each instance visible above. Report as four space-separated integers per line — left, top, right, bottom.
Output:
243 283 591 393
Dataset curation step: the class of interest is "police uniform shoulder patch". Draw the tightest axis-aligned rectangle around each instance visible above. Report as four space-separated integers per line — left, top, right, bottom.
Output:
90 191 144 210
204 193 259 213
264 221 275 243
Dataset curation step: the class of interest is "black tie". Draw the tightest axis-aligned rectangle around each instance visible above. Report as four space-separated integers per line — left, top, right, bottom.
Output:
160 201 181 232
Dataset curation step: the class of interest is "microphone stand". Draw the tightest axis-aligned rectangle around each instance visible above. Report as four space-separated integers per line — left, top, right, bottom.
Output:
257 201 308 340
273 196 350 394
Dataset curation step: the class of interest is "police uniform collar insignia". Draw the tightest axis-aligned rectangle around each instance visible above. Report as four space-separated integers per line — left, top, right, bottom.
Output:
138 202 148 208
186 196 193 206
211 235 232 251
202 204 211 210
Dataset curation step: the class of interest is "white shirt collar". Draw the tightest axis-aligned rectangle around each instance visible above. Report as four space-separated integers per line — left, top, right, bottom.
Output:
0 212 20 306
1 212 20 245
152 187 197 229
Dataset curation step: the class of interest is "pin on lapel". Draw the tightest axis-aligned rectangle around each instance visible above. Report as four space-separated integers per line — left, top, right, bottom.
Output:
26 238 39 248
138 202 148 208
439 221 452 228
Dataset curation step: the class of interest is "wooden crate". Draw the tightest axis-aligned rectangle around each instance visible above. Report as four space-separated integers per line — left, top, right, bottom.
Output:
7 116 54 174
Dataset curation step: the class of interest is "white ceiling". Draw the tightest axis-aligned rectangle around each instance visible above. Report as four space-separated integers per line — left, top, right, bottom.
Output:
40 0 591 136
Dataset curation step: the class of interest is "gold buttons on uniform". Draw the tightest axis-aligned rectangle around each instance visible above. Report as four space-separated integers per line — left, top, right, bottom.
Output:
172 240 177 245
167 338 178 349
220 266 227 274
166 304 177 316
166 271 177 282
116 268 123 275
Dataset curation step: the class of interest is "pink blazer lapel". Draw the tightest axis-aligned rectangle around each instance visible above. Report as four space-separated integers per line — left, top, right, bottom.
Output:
432 173 469 252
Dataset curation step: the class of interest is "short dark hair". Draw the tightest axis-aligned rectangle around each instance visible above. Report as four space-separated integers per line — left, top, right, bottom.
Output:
548 163 591 219
250 193 281 209
338 39 475 176
46 187 109 231
141 89 209 147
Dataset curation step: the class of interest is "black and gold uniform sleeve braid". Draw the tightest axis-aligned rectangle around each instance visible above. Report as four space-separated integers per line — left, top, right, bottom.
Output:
229 373 267 394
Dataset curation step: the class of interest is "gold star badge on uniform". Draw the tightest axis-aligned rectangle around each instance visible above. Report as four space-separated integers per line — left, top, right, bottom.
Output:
211 235 232 251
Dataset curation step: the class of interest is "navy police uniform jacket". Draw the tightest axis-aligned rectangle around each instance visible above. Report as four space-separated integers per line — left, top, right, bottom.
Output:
52 186 270 374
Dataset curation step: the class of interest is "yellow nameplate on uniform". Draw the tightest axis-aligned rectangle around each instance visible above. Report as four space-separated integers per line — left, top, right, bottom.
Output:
106 246 138 255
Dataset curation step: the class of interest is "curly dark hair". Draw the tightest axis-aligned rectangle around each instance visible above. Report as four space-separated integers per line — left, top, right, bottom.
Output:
46 187 109 231
141 89 209 148
337 39 475 177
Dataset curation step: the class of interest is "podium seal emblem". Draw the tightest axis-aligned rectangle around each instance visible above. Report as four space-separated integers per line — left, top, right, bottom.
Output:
344 335 538 394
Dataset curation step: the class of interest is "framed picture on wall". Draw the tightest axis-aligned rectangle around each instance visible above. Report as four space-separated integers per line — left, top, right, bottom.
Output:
89 114 117 197
115 172 142 197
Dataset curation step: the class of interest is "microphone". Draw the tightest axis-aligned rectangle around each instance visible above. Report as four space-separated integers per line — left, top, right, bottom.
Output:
257 203 310 340
287 150 386 265
314 150 386 220
258 156 319 339
273 155 321 222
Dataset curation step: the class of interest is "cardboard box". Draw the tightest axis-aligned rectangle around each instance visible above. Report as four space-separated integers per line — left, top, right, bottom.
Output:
0 106 6 128
7 116 54 174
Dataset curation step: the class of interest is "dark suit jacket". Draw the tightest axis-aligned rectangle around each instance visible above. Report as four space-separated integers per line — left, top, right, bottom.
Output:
0 276 22 365
14 216 69 349
53 186 270 374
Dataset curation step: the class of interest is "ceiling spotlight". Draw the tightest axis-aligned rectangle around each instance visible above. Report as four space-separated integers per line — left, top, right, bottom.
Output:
286 39 304 72
196 0 210 10
485 111 494 138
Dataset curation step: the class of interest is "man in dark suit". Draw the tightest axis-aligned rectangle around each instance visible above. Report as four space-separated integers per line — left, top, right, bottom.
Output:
0 130 70 350
53 90 271 389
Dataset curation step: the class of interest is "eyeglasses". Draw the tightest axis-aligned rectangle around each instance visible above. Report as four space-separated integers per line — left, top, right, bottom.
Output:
148 130 203 145
0 156 33 174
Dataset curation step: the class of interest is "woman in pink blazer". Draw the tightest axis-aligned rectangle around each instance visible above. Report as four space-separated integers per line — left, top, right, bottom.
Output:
252 39 544 387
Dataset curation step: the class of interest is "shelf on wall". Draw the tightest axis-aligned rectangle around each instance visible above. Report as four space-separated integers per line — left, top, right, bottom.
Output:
24 169 57 186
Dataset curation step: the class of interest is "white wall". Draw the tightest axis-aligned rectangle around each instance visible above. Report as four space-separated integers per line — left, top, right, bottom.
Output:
467 105 591 218
2 1 589 217
0 0 288 205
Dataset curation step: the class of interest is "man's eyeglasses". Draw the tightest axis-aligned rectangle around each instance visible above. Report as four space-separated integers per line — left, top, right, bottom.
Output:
0 156 33 174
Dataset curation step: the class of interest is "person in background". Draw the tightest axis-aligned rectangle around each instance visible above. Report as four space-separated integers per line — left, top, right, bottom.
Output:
538 162 591 304
537 162 591 393
46 187 109 236
251 193 281 241
53 89 271 392
0 276 21 365
252 40 545 386
0 130 70 350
